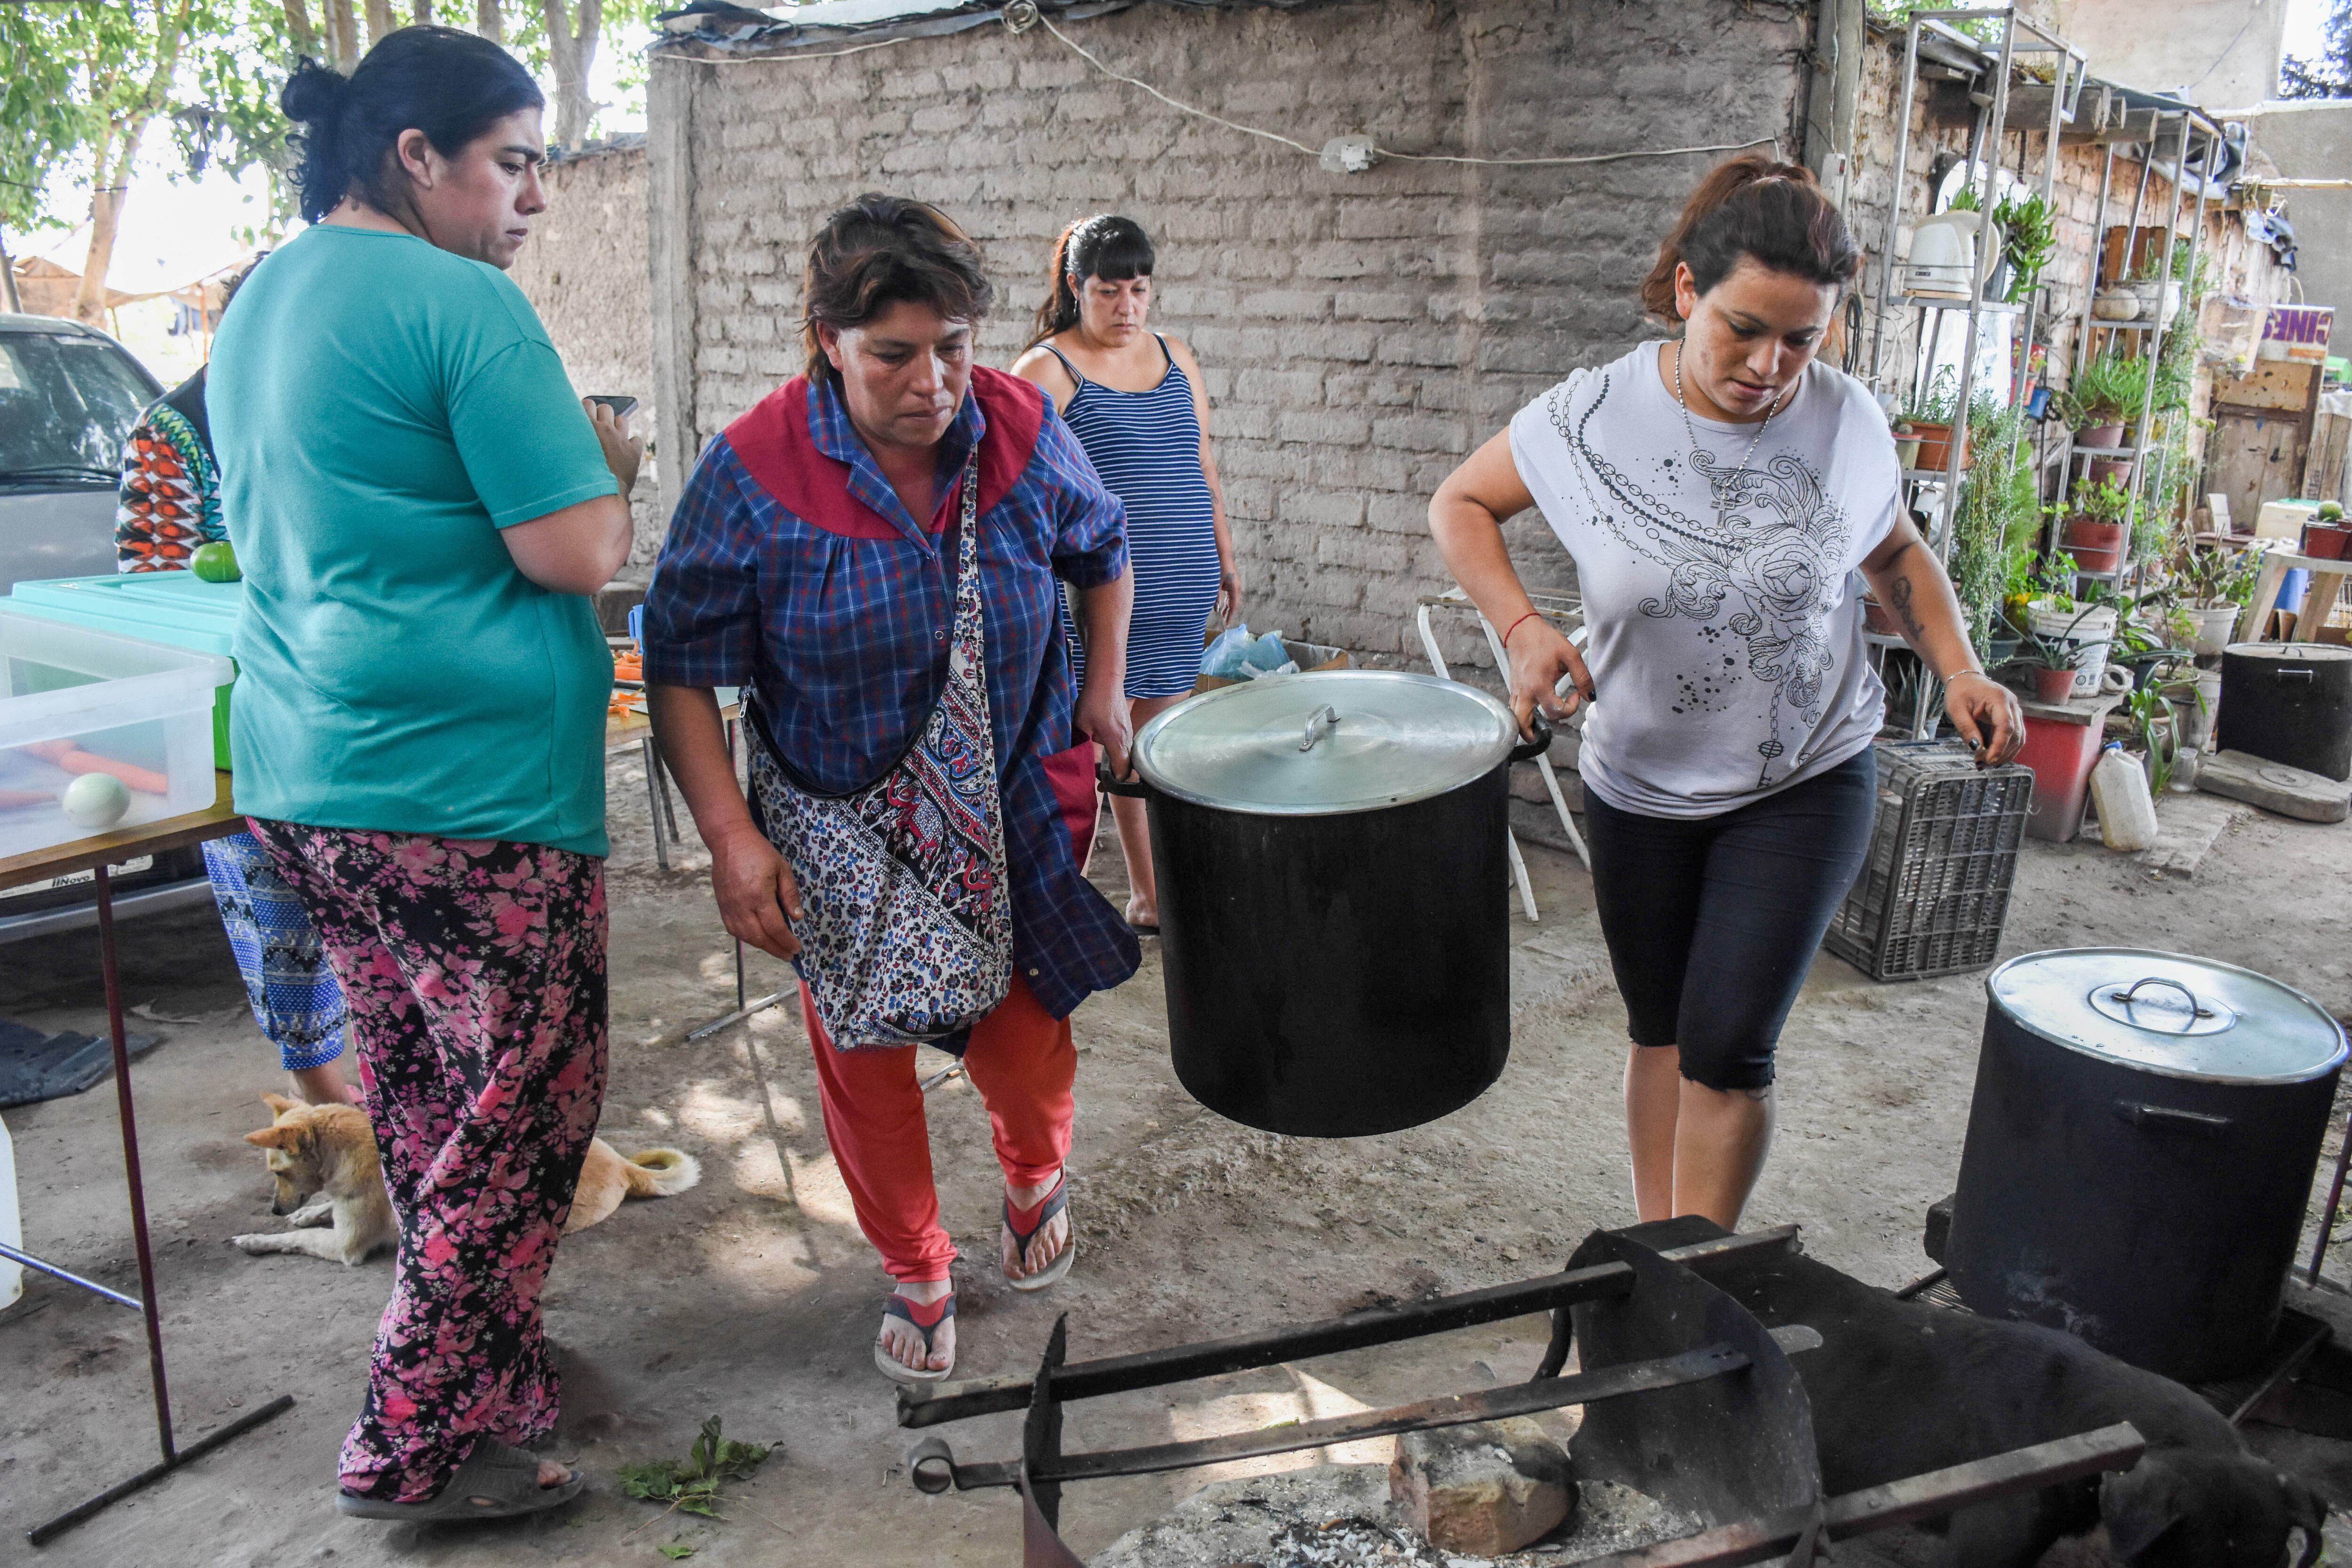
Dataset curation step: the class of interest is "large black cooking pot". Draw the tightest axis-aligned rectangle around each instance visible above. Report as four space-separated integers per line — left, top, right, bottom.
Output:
1947 949 2347 1382
2217 643 2352 781
1104 671 1549 1137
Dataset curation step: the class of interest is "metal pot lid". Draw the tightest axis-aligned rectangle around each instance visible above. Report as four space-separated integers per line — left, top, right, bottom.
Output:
1987 949 2347 1085
1133 671 1520 816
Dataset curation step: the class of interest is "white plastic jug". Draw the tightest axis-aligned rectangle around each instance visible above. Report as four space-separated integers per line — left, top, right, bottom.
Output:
2092 742 2160 852
0 1111 19 1311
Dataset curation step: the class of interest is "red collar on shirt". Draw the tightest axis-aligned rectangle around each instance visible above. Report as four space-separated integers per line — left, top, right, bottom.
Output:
722 367 1046 541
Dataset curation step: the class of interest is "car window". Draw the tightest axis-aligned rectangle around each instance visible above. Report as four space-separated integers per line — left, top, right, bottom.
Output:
0 334 159 484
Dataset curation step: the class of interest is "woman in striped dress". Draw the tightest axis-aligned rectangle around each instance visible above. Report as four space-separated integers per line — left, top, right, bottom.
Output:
1013 215 1238 931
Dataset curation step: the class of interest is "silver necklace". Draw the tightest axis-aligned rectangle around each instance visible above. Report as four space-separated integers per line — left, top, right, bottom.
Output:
1673 340 1789 478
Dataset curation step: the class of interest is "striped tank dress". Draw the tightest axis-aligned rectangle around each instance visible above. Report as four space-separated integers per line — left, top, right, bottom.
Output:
1049 336 1222 700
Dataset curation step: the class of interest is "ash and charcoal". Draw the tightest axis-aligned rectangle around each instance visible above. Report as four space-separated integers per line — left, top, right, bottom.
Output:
1089 1465 1698 1568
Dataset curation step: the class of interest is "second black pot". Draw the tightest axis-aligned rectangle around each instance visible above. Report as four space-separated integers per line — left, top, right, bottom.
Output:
1110 671 1548 1137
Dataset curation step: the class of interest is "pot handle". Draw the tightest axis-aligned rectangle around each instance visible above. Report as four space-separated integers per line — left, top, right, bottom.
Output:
2106 974 2216 1025
1095 762 1149 800
2114 1100 2233 1136
1508 713 1556 765
1300 704 1342 752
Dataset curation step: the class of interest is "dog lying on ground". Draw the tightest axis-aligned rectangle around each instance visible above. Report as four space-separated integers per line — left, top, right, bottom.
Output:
1669 1220 2328 1568
230 1093 701 1265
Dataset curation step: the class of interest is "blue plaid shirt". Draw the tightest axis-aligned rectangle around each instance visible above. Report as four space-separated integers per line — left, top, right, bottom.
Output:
643 370 1138 1019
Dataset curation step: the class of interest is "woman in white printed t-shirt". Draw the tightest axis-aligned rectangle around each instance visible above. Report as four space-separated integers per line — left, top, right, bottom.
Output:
1429 156 2024 1231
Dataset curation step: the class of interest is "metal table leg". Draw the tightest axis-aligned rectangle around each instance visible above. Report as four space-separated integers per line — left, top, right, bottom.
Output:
24 863 294 1544
642 737 671 872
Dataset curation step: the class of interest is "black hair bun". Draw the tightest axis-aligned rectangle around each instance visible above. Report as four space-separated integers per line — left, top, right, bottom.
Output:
280 58 350 124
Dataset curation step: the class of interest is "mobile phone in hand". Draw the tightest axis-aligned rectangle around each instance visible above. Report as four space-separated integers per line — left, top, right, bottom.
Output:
587 394 639 421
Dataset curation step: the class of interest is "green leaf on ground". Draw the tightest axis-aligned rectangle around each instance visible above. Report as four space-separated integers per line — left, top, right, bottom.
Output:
618 1416 775 1525
657 1547 695 1560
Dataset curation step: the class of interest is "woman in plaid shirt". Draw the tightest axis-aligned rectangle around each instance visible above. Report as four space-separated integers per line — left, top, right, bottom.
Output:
645 196 1139 1383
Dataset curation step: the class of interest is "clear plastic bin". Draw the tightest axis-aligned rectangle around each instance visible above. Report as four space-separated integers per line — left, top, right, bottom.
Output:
0 608 232 862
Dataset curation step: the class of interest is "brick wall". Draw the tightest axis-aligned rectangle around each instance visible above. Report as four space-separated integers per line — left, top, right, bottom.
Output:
508 136 664 566
648 0 1811 667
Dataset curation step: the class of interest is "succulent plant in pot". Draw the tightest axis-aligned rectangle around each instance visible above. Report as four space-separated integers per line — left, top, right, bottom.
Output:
2059 351 2150 463
1901 367 1969 471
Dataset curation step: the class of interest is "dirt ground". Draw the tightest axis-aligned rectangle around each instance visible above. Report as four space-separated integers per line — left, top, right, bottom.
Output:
4 748 2352 1567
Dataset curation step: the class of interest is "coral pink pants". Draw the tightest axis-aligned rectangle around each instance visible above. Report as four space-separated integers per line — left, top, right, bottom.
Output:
803 742 1097 1283
803 972 1075 1282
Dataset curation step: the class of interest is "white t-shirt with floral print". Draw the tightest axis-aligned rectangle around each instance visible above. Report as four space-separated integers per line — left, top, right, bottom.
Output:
1509 342 1900 819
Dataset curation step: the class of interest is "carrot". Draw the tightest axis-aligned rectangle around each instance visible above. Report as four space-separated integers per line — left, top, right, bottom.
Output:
57 751 170 795
0 789 49 811
18 739 75 765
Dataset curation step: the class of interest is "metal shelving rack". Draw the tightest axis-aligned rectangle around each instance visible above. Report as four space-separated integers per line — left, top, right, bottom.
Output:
1866 8 2087 736
2054 102 2225 597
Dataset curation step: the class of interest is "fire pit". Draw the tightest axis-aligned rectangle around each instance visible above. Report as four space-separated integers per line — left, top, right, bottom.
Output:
897 1226 2145 1566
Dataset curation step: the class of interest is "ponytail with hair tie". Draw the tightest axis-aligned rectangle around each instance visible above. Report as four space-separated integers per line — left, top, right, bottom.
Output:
1640 153 1862 324
1026 214 1156 348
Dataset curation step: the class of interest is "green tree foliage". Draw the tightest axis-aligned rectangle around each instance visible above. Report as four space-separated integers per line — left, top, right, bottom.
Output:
6 0 652 325
2282 0 2352 98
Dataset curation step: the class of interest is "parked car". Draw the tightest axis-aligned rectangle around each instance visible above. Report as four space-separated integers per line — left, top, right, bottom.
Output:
0 314 212 944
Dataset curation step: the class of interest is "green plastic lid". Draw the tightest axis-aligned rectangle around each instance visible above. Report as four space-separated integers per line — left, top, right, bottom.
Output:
8 570 241 658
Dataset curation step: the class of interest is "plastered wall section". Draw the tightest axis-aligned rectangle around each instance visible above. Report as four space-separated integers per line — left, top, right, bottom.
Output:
508 140 665 569
648 0 1810 667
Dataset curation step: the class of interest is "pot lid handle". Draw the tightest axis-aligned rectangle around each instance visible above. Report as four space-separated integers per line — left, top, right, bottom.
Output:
2090 974 2239 1037
1299 705 1343 752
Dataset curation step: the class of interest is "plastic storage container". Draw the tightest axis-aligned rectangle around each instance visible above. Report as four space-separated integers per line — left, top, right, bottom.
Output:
0 607 232 861
6 571 240 768
1822 739 2034 982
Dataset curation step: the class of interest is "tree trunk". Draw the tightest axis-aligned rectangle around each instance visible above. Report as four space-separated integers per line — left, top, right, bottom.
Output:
323 0 359 70
476 0 502 44
409 0 430 20
282 0 317 54
72 142 134 327
0 229 21 316
539 0 600 150
364 0 394 49
71 0 188 328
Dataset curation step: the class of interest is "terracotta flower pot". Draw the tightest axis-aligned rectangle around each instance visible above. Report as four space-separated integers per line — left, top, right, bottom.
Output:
2033 664 2078 703
1910 421 1970 472
2077 422 2128 452
1861 595 1899 637
2061 516 2126 574
2301 523 2352 560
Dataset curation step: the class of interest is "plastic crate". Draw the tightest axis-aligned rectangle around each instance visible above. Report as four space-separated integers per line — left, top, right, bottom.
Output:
1823 739 2035 983
0 608 232 862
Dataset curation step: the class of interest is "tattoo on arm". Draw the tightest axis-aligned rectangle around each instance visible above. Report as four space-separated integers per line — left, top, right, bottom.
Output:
1890 575 1927 644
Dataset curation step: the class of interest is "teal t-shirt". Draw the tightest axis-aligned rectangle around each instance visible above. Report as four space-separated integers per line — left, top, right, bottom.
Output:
208 224 618 855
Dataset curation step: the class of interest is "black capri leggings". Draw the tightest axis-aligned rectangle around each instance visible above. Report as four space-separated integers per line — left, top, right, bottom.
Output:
1581 747 1876 1092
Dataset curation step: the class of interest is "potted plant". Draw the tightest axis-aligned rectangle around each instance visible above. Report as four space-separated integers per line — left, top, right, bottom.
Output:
2304 500 2352 560
2169 540 2253 653
2059 351 2149 478
2164 669 2216 753
2124 682 2184 794
2024 630 2083 704
2060 478 2133 574
1903 367 1969 471
1992 191 2055 304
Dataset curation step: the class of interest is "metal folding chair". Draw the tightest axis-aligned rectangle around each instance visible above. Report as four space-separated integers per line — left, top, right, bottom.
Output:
1414 589 1590 922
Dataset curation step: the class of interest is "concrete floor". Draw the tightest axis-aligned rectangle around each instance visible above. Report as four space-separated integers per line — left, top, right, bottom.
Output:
2 751 2350 1566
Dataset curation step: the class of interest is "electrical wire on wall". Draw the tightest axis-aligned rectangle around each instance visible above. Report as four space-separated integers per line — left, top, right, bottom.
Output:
1023 7 1785 172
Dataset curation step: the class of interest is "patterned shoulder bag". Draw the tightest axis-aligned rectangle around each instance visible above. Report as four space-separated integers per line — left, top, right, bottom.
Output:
743 451 1013 1048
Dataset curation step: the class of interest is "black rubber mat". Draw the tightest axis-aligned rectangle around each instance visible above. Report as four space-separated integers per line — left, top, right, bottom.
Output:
0 1019 160 1107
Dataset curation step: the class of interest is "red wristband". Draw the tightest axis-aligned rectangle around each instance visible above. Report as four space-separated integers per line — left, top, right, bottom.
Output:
1501 610 1544 649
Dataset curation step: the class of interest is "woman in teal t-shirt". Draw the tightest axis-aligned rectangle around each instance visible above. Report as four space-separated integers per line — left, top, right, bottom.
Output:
208 27 637 1525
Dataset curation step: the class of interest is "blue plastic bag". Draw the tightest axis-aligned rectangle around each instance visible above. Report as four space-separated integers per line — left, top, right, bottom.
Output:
1200 623 1254 680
